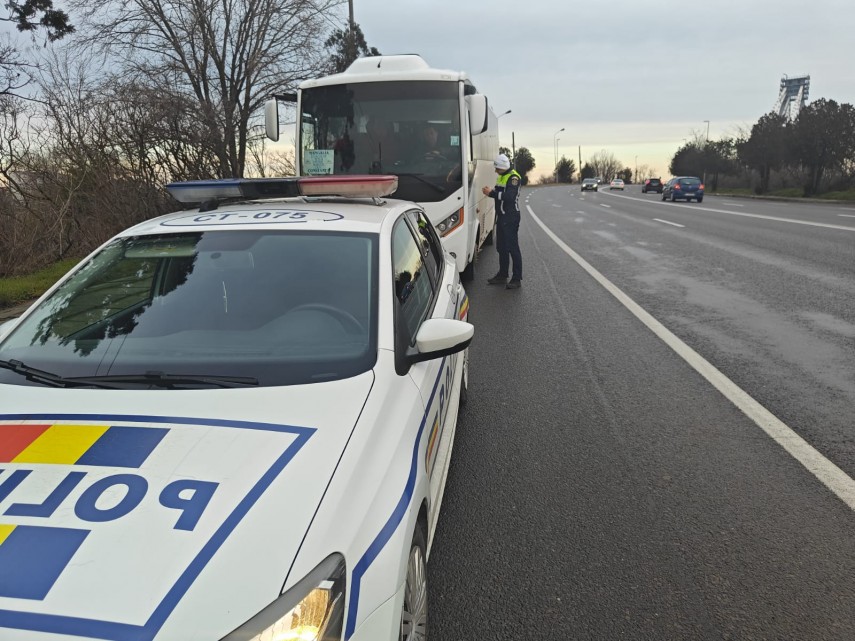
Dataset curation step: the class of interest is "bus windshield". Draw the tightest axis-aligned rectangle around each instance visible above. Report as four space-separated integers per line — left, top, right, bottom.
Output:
299 81 463 203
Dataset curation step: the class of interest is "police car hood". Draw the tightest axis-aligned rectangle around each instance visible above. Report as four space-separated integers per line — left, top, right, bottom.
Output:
0 372 373 641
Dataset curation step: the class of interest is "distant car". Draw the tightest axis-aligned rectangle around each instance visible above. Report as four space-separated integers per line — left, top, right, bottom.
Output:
641 178 663 193
663 176 705 202
609 179 625 190
581 178 598 192
0 174 473 641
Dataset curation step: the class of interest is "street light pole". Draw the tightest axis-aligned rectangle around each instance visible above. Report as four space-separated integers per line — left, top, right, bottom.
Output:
635 155 638 184
553 127 564 181
703 120 710 186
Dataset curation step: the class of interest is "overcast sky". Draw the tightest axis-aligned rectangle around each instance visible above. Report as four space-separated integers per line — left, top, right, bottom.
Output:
348 0 855 179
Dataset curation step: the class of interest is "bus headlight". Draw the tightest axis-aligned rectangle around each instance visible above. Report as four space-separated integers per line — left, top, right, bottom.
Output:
223 555 346 641
435 207 464 237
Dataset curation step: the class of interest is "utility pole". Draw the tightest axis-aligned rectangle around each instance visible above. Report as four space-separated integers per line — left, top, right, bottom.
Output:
512 132 516 166
578 146 582 182
348 0 356 66
703 120 710 186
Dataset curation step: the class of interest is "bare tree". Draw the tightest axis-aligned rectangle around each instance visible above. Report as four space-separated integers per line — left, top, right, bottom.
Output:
70 0 341 177
588 149 622 182
1 0 74 96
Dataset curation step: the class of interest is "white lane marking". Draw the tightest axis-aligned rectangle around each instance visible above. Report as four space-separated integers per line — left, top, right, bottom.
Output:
720 201 745 207
600 191 855 232
840 207 855 211
839 214 855 218
600 204 611 208
576 210 586 215
527 203 855 512
654 218 685 228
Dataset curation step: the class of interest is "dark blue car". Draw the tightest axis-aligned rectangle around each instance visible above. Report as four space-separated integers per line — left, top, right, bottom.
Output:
663 176 704 202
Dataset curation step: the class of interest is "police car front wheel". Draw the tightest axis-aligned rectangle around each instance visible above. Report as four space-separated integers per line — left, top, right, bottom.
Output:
401 525 428 640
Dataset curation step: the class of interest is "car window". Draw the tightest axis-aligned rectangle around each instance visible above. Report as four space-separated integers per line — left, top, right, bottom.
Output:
392 218 434 342
681 178 701 185
406 209 444 286
0 231 379 387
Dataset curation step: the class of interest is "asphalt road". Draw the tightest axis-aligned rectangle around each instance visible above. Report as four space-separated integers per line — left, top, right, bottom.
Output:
429 186 855 640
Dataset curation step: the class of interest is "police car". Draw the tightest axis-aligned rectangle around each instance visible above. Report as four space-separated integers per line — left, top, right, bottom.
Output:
0 175 472 641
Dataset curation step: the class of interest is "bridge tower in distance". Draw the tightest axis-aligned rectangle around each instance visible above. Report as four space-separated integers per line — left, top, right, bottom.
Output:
774 75 810 121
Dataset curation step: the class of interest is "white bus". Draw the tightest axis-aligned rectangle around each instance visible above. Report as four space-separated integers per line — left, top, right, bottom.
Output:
265 54 500 281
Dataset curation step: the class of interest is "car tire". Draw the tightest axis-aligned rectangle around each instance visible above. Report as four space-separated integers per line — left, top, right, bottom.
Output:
670 193 677 202
401 524 428 641
697 197 703 203
661 193 666 201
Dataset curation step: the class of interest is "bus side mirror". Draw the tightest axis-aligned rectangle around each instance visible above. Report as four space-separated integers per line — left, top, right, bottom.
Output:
265 99 280 142
466 94 488 135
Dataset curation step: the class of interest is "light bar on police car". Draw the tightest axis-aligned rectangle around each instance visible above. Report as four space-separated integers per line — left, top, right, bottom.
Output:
166 175 398 203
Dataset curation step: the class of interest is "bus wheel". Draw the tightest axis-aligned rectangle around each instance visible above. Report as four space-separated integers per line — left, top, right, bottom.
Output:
484 220 496 246
460 258 475 282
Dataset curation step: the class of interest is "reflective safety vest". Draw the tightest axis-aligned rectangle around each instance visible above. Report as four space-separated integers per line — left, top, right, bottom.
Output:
494 169 522 216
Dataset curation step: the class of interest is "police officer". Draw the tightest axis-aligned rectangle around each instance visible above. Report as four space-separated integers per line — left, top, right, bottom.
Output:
482 153 522 289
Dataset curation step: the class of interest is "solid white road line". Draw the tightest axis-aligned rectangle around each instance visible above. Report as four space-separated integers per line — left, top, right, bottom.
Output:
527 203 855 512
600 191 855 232
653 218 685 228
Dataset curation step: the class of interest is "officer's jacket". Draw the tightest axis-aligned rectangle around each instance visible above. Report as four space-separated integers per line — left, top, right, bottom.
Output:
491 169 522 216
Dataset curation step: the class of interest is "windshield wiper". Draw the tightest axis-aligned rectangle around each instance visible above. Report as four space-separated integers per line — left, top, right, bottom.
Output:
69 371 259 389
0 359 120 389
388 172 446 194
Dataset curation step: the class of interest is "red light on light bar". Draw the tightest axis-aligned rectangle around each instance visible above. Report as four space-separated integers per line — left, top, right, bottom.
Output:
298 175 398 198
166 175 399 204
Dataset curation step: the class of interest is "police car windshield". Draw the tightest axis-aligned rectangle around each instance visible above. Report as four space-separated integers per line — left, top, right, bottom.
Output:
299 81 463 203
0 231 378 388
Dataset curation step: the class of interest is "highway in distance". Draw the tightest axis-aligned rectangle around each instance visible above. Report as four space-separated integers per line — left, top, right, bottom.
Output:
429 185 855 640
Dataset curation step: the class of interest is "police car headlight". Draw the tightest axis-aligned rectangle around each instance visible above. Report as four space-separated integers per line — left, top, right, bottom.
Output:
435 207 464 237
223 554 346 641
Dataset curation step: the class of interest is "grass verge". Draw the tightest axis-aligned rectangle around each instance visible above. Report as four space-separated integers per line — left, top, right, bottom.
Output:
0 258 79 308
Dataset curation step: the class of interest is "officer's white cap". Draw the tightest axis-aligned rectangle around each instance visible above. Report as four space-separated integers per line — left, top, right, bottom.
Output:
494 154 511 171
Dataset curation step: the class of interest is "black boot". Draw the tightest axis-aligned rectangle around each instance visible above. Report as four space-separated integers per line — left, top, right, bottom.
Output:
487 273 508 285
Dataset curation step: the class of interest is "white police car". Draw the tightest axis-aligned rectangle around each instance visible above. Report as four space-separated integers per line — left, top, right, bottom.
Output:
0 175 472 641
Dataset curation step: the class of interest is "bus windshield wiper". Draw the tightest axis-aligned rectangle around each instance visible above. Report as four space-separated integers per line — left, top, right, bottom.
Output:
69 371 260 389
388 172 446 194
0 359 119 389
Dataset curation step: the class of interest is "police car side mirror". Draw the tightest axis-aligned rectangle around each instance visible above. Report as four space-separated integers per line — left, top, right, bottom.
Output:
408 318 474 365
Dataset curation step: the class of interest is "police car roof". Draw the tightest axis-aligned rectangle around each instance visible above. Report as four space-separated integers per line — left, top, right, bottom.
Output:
120 197 416 238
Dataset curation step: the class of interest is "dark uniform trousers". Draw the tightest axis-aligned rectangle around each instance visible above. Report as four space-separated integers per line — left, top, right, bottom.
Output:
496 210 522 281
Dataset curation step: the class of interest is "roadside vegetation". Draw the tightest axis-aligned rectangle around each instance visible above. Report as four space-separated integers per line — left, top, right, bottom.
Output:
0 258 78 308
668 100 855 199
1 0 379 282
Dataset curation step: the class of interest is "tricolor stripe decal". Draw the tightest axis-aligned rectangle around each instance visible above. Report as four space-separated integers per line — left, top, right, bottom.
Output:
458 293 469 320
1 423 168 468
